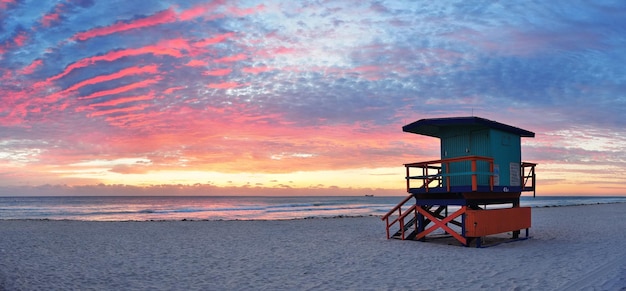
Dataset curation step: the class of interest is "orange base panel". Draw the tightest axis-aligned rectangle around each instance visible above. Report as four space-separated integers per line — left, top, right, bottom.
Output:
465 207 531 237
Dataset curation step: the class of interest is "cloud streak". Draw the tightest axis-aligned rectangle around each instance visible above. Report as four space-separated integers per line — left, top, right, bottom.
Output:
72 9 179 41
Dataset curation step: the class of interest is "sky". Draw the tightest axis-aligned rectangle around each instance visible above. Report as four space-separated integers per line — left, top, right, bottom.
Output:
1 0 625 196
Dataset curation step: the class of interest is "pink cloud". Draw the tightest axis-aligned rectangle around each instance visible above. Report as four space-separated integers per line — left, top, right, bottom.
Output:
353 65 379 73
159 38 192 52
178 0 225 21
79 78 161 100
104 112 155 127
226 4 265 17
0 89 28 125
242 66 273 74
163 86 185 94
75 93 156 112
40 3 64 27
89 104 151 117
351 65 384 81
42 65 159 105
207 81 244 89
272 47 297 55
46 40 186 83
72 8 178 41
185 59 208 67
252 45 302 59
41 12 61 27
203 68 232 76
192 32 235 47
13 32 28 47
0 0 16 10
20 59 43 75
65 65 159 93
215 53 247 63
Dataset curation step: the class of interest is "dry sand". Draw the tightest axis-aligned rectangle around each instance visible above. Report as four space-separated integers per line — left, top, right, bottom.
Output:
1 203 625 290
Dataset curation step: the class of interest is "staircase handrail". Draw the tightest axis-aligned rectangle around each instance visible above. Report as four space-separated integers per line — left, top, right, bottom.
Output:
394 204 417 240
396 204 417 224
381 194 417 239
381 194 412 221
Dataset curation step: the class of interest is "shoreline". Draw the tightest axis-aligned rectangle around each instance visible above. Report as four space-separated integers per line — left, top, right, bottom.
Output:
1 201 624 223
2 203 625 290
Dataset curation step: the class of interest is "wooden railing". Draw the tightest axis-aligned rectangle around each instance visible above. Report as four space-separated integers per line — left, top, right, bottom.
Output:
381 194 416 239
404 156 495 193
521 162 537 196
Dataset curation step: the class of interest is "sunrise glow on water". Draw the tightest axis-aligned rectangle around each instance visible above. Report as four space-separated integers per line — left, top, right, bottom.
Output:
1 196 624 221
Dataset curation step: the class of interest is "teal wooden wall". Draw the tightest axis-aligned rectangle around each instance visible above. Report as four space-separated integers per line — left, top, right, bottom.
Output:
489 129 522 187
439 127 522 188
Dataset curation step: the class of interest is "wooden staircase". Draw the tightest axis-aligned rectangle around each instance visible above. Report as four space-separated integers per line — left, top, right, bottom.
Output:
391 214 419 240
382 194 417 240
383 197 461 241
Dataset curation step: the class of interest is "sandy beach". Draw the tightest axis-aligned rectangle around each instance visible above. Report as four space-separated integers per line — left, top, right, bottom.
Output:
1 203 625 290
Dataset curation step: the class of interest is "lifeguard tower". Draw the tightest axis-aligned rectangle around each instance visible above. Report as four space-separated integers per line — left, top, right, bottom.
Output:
382 116 537 247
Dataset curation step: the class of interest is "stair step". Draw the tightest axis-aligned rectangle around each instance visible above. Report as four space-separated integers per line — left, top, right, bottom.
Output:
391 230 418 240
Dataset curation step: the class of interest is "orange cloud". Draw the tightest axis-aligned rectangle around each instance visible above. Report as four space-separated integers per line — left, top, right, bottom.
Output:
109 164 151 174
72 8 178 41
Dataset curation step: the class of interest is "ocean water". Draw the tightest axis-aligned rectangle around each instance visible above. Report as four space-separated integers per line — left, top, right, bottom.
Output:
0 195 625 221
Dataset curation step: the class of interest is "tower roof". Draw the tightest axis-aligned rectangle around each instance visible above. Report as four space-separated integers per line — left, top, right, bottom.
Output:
402 116 535 138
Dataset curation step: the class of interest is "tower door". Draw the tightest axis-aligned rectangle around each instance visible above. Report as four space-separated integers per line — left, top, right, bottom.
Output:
470 130 491 185
442 134 471 187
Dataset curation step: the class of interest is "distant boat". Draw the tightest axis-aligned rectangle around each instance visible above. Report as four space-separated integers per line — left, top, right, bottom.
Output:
364 194 374 197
